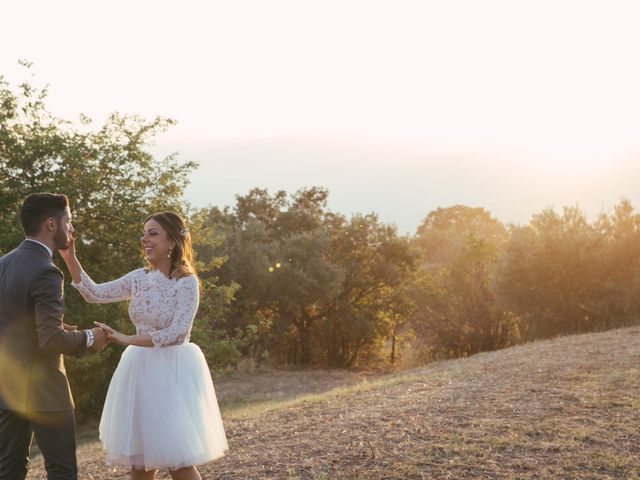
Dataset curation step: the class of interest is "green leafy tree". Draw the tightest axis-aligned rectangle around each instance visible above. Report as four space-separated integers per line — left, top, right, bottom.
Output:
202 189 416 367
411 236 520 359
499 202 640 339
594 199 640 325
188 208 243 369
271 230 344 364
320 213 417 367
411 206 517 360
210 187 344 365
415 205 507 265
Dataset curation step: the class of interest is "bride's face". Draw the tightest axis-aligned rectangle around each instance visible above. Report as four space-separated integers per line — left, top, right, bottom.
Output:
141 219 175 265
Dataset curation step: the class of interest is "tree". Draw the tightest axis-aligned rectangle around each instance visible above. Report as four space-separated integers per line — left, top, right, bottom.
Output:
415 205 507 265
595 199 640 325
411 235 520 360
188 208 243 369
320 213 417 367
271 230 344 364
202 187 344 365
499 202 640 339
410 206 517 360
201 190 417 367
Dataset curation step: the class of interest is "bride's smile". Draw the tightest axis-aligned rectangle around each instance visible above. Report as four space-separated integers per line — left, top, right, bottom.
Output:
140 218 176 268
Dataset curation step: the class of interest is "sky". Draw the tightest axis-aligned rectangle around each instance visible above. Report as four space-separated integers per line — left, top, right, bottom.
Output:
3 0 640 235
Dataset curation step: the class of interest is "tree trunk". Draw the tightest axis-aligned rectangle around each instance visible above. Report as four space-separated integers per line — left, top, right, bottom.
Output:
390 334 396 363
298 316 311 365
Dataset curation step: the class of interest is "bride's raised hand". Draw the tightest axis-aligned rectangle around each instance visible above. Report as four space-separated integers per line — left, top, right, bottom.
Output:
94 321 130 345
58 233 76 263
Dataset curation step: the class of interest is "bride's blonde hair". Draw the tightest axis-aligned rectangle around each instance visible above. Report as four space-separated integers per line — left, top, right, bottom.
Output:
144 211 197 279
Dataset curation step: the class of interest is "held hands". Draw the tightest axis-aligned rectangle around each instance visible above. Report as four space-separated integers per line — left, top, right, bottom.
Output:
94 321 129 345
73 323 108 352
90 327 110 352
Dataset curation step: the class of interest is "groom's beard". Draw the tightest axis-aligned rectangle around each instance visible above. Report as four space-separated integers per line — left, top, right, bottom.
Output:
53 228 70 251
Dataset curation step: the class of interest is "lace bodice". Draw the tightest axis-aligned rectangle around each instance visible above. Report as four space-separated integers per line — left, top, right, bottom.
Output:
72 268 199 348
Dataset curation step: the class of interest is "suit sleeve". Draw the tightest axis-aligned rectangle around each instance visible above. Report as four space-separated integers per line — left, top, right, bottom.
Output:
30 265 88 356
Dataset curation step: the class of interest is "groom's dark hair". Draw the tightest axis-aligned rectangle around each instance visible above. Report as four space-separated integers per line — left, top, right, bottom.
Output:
20 193 69 236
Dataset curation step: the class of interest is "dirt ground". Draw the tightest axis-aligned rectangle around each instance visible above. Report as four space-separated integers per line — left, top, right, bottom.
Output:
25 327 640 479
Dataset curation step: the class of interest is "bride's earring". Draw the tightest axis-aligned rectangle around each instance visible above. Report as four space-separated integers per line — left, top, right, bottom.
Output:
167 247 173 258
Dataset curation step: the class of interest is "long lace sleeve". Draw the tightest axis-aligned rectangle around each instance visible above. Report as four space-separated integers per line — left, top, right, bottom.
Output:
149 275 199 348
71 269 136 304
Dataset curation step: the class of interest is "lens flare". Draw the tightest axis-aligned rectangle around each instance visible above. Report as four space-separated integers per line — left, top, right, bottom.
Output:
0 338 53 422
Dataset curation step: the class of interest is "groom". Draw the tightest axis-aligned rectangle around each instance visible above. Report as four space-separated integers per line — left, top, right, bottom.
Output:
0 193 109 480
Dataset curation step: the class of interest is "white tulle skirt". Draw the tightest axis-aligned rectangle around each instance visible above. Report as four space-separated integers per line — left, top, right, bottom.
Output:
99 343 228 470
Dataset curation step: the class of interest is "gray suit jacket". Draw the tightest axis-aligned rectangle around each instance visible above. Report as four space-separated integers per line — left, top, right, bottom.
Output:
0 240 88 413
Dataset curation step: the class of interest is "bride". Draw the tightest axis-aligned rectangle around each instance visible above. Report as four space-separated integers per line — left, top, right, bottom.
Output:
60 211 228 480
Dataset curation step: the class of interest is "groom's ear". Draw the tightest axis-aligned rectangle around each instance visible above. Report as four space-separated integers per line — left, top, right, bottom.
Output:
44 216 57 232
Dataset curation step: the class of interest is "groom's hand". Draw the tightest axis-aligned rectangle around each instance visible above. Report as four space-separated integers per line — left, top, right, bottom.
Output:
90 327 110 352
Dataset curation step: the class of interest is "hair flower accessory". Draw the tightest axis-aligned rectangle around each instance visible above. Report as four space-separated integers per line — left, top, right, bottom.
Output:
179 227 189 236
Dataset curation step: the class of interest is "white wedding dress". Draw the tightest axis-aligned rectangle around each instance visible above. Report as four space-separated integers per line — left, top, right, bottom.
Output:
72 268 228 470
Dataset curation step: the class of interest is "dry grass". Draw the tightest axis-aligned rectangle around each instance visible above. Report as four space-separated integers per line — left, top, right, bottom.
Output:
26 327 640 479
213 368 378 410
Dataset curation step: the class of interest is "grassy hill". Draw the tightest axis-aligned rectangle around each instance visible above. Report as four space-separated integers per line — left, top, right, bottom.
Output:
26 326 640 479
